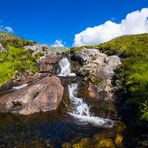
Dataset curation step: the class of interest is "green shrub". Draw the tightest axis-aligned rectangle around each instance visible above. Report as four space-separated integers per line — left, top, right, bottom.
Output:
84 33 148 122
0 45 39 86
139 100 148 121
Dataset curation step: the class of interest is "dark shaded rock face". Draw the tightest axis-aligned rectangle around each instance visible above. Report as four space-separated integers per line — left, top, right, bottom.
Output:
0 76 64 115
38 54 62 73
133 135 148 148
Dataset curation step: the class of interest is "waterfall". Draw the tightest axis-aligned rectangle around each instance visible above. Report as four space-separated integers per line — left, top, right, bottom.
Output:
58 57 76 77
58 57 71 76
68 83 114 128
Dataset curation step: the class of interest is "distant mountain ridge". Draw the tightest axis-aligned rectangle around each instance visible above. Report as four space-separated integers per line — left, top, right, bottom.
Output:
0 30 22 40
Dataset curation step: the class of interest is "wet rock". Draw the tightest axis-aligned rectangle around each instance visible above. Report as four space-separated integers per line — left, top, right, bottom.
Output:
12 73 46 86
68 73 76 77
0 76 64 115
37 54 62 73
88 82 98 98
133 134 148 148
71 52 88 65
0 73 47 95
71 48 121 100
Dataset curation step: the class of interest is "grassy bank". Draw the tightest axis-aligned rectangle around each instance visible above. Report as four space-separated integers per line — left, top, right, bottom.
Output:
0 31 42 86
97 34 148 122
70 33 148 122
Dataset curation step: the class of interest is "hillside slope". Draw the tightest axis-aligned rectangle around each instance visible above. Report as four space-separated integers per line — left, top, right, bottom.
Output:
0 31 68 87
70 33 148 123
0 32 41 86
0 30 21 40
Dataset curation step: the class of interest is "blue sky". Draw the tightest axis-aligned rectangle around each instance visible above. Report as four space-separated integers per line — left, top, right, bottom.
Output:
0 0 148 47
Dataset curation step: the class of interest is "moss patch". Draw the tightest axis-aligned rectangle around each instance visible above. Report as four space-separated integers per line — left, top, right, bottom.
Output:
0 45 42 86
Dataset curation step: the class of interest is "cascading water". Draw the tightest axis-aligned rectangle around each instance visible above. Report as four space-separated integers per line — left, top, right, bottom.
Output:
13 84 28 90
58 57 113 128
58 57 71 76
68 83 114 128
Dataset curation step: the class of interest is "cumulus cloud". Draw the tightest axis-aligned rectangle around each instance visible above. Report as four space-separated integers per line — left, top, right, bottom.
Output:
0 25 14 33
74 8 148 46
3 26 13 33
51 40 64 47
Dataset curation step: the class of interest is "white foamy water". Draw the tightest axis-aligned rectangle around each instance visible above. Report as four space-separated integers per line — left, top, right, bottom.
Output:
68 83 114 128
13 84 28 90
58 57 71 76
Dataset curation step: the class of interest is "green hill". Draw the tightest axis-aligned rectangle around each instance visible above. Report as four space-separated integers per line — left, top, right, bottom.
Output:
0 30 35 47
0 32 40 86
97 34 148 122
71 33 148 122
0 30 21 40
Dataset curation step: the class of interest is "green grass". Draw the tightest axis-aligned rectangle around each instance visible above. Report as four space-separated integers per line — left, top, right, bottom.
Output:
0 30 35 47
0 30 21 40
97 34 148 57
0 45 42 86
0 31 44 86
96 34 148 122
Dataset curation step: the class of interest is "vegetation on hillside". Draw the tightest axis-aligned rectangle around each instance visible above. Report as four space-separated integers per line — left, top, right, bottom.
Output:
0 30 36 47
96 34 148 122
95 34 148 122
0 45 44 86
71 33 148 122
0 32 43 86
0 30 21 40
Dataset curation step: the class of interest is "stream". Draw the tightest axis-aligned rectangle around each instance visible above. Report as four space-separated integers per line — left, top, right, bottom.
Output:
0 57 126 147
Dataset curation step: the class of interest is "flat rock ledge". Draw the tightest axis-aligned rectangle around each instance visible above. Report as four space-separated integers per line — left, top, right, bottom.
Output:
0 76 64 115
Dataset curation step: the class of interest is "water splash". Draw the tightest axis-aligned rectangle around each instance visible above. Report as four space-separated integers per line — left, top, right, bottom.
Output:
68 83 114 128
13 84 28 90
58 57 71 76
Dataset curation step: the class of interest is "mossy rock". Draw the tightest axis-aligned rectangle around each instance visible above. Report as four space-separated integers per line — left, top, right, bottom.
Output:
62 142 71 148
88 73 100 85
96 138 115 148
72 138 90 148
114 134 123 146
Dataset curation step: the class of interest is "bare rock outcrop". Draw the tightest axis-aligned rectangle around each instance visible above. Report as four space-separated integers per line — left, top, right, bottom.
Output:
0 76 64 115
71 48 121 100
37 54 62 73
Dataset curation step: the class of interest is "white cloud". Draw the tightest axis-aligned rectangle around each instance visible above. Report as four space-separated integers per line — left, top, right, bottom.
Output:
3 26 13 33
0 25 14 33
73 8 148 47
51 40 64 47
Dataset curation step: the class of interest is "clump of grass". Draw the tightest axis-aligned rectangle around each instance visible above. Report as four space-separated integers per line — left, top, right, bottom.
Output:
0 45 42 86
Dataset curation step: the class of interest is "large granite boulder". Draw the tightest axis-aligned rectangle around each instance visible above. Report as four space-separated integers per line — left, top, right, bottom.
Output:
24 43 49 56
0 76 64 115
71 48 121 100
71 48 121 78
37 54 62 73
